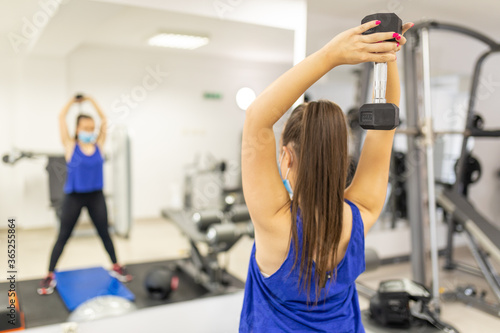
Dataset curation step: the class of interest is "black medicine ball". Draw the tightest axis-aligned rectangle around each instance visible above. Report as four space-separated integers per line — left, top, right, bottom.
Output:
144 266 179 300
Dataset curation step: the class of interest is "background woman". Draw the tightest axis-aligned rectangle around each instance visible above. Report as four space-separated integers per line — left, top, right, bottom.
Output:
38 95 132 295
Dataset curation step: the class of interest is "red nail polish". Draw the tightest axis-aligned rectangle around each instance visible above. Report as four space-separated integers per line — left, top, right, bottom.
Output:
396 35 401 40
393 33 399 38
397 42 400 47
376 20 381 25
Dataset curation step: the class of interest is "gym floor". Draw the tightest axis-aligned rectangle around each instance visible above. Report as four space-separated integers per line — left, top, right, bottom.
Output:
8 217 500 332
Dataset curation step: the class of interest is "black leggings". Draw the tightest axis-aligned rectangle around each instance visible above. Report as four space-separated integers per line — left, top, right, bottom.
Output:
49 190 117 272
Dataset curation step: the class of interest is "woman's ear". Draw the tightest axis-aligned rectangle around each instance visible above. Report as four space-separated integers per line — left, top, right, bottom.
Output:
283 146 294 169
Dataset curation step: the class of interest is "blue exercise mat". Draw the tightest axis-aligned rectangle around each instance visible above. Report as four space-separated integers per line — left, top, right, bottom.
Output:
54 266 135 311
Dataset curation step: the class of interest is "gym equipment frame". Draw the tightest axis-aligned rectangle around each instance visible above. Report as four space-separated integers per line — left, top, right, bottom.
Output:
162 157 252 294
403 20 500 317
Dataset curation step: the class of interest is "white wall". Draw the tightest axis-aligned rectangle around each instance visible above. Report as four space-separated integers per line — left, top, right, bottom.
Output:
0 44 291 228
0 55 68 229
306 69 357 111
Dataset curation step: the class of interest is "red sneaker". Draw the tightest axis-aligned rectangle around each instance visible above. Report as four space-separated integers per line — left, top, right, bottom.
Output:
37 273 57 295
110 264 133 282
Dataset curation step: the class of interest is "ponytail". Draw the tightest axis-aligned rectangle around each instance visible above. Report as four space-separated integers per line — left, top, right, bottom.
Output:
283 100 348 306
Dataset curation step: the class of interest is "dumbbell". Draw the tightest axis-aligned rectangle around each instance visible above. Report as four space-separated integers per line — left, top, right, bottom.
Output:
192 210 223 232
206 222 254 245
359 13 402 130
229 204 251 223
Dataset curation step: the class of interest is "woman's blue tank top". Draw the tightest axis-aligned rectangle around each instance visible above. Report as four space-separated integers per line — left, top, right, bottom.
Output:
63 144 104 194
239 200 366 333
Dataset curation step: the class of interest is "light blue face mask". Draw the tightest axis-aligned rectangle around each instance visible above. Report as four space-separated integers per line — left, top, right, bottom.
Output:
78 131 96 143
279 150 293 199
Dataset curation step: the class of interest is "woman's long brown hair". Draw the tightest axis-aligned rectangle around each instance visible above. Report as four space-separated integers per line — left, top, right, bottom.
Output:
282 100 348 306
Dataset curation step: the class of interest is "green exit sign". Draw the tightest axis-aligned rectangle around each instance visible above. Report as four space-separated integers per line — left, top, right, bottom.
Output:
203 92 223 100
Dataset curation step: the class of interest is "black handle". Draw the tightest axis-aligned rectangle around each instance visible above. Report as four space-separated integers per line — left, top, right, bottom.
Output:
361 13 402 42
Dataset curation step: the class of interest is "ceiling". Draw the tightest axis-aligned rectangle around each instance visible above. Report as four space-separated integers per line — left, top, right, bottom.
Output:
2 0 500 64
2 0 295 63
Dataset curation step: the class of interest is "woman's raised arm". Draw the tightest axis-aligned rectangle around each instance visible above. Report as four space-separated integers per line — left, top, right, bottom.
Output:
85 96 107 147
345 22 414 235
242 20 399 230
59 97 76 147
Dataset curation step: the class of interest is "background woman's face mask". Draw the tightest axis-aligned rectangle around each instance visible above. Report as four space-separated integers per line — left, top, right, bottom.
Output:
78 131 96 143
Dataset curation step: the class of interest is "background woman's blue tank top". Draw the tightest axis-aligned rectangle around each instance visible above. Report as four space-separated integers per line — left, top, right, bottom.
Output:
239 200 366 333
63 144 104 194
